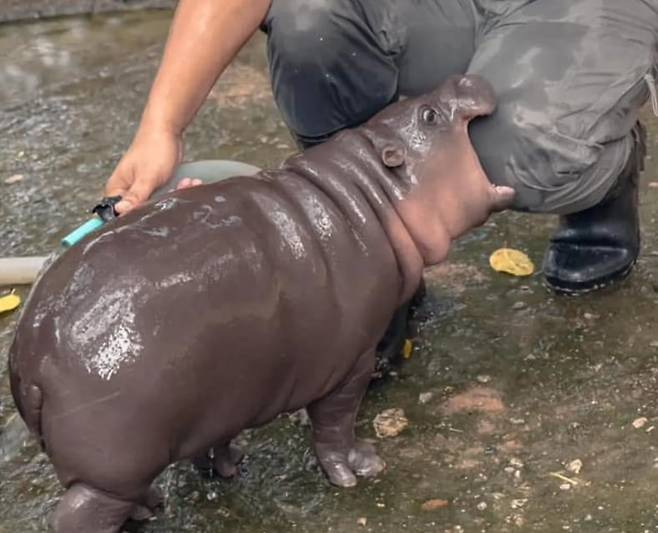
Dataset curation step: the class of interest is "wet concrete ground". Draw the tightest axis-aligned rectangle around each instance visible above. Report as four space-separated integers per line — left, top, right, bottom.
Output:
2 11 658 533
0 0 174 23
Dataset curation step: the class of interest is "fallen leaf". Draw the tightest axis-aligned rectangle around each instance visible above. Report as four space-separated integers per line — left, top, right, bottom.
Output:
489 248 535 277
0 293 21 314
403 339 413 359
421 499 449 511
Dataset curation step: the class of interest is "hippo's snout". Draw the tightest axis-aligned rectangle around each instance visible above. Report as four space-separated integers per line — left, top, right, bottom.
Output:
439 74 496 119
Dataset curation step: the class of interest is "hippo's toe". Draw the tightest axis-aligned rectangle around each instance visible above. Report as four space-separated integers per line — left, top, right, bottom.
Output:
316 441 385 487
314 448 358 487
348 440 386 478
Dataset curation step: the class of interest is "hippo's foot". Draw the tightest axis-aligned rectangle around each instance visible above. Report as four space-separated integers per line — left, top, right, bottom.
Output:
348 440 386 477
193 441 244 479
315 440 386 487
130 486 163 521
308 348 381 488
52 483 136 533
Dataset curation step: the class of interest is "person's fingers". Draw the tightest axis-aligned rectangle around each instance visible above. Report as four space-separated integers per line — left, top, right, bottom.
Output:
176 177 193 190
114 179 157 215
175 177 204 190
113 199 133 214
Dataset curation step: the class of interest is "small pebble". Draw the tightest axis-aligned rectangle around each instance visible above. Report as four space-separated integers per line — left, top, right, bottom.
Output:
476 375 491 384
373 408 409 438
649 182 658 188
509 418 526 425
357 517 367 527
560 483 571 491
4 174 24 184
419 392 434 404
288 408 311 426
509 458 524 468
633 417 649 429
650 341 658 348
510 498 527 509
512 301 526 310
566 459 583 474
583 312 595 320
476 501 488 511
421 499 449 511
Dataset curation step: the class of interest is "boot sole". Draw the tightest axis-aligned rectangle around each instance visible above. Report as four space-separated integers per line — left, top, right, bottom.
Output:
543 258 637 296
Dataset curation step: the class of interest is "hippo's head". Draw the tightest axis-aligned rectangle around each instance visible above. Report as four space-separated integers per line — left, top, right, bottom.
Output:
361 75 515 263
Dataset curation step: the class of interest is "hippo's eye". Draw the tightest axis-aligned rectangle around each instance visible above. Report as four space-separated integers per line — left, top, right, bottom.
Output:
421 107 440 125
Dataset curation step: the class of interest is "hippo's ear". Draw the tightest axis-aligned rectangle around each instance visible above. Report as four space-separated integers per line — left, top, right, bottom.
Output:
381 143 406 168
362 126 406 168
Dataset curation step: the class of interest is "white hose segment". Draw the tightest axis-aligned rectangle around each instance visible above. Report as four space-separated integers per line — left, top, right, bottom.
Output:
0 256 48 286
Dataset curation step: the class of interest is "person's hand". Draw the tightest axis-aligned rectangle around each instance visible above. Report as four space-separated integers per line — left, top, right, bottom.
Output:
105 127 184 215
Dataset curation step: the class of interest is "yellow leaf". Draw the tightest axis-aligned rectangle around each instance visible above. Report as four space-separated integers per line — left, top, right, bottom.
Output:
489 248 535 277
403 339 413 359
0 293 21 314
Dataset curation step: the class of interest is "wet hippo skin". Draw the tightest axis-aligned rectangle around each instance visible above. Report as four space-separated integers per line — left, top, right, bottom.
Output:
8 74 514 533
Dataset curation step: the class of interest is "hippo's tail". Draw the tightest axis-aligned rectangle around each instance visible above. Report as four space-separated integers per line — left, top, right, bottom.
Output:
8 339 45 448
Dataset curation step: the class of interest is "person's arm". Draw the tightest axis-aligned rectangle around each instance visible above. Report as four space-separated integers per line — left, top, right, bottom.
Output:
106 0 271 214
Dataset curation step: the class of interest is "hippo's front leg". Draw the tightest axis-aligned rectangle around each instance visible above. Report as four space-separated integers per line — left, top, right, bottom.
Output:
307 348 385 487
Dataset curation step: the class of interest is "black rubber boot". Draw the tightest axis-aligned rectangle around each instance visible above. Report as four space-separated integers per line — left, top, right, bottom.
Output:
542 122 646 294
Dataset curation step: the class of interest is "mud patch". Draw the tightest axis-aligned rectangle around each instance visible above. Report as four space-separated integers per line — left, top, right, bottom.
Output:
441 386 506 416
424 261 487 294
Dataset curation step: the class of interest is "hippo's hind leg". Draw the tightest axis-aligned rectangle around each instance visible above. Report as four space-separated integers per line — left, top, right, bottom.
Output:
307 347 385 488
193 440 244 478
51 483 136 533
130 486 164 521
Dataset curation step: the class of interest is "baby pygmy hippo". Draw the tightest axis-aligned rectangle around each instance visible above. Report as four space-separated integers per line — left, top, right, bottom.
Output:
9 74 514 532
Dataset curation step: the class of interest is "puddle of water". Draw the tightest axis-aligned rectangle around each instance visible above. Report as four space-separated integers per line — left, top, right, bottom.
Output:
2 10 658 533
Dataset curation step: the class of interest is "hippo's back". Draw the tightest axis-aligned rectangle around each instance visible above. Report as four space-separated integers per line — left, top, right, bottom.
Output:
10 171 398 473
